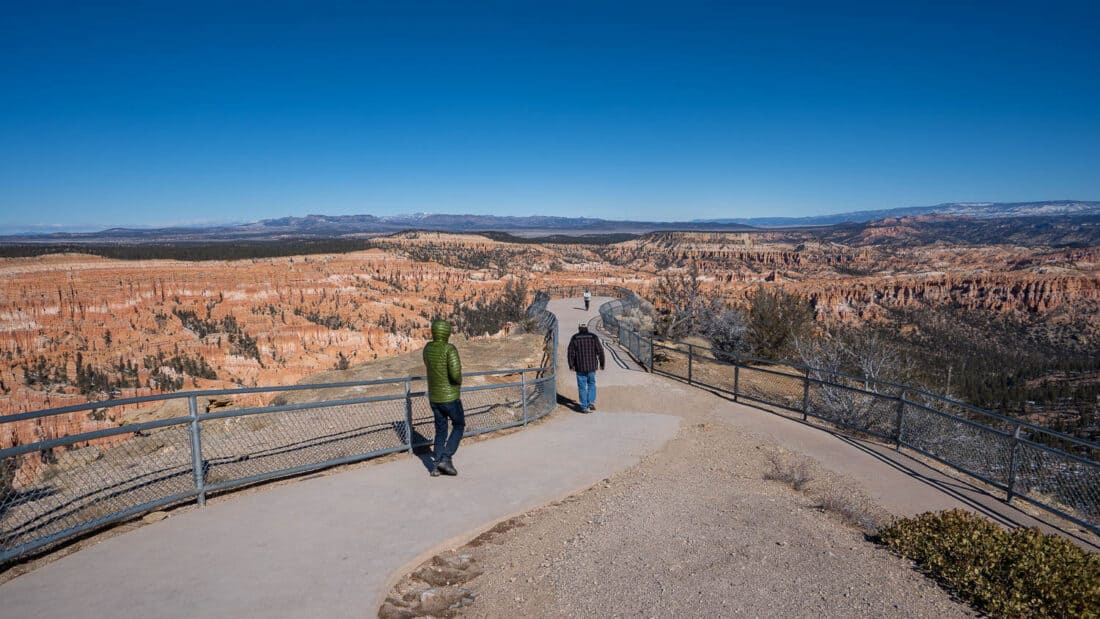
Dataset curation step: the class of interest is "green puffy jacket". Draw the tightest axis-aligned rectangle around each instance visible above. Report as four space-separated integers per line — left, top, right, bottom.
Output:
423 319 462 403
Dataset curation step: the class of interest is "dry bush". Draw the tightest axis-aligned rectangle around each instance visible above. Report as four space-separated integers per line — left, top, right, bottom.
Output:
815 489 882 533
763 452 815 491
703 308 749 362
764 449 885 533
616 303 656 334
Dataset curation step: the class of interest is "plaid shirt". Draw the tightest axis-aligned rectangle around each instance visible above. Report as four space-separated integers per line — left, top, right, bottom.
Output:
567 331 605 373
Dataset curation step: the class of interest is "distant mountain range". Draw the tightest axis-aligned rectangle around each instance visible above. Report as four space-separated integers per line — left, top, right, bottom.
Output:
693 200 1100 227
2 201 1097 243
1 214 754 242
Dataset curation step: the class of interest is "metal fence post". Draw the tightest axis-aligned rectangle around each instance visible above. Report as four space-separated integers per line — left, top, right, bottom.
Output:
187 395 206 507
404 380 414 454
687 344 694 385
894 391 907 451
801 371 810 421
521 370 529 426
647 335 654 372
1007 424 1022 502
733 364 740 402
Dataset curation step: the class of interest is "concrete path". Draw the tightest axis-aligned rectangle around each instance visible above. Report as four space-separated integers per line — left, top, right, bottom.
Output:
0 315 680 619
554 295 648 395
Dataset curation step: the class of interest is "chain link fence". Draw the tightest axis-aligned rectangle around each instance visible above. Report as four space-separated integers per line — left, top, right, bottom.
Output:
598 295 1100 536
0 296 559 565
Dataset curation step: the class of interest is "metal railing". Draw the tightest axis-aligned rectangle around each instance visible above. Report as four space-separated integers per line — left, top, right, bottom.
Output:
0 296 559 565
599 296 1100 536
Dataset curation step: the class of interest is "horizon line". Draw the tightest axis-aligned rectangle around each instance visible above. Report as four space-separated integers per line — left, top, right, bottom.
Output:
1 198 1097 236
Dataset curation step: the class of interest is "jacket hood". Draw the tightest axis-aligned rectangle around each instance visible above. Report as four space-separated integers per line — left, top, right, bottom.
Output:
431 319 452 342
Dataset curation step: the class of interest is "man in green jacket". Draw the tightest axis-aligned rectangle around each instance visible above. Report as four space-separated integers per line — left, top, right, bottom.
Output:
423 319 464 476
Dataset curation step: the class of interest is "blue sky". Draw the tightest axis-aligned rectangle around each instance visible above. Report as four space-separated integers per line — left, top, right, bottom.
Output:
1 1 1098 231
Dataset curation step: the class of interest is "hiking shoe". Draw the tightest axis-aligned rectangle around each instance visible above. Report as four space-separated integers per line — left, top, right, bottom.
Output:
430 465 441 477
437 459 458 476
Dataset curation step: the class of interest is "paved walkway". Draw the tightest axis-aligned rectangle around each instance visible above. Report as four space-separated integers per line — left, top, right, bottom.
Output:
554 295 648 392
1 297 679 618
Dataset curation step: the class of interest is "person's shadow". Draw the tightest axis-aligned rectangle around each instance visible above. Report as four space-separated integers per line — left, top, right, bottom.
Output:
412 443 436 472
392 421 438 472
557 393 588 413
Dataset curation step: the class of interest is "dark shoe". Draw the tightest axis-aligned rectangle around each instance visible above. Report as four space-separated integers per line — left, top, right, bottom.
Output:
430 465 441 477
437 459 458 476
587 404 596 412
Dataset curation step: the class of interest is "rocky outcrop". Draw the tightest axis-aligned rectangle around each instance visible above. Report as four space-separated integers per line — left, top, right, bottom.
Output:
803 272 1100 321
0 249 528 443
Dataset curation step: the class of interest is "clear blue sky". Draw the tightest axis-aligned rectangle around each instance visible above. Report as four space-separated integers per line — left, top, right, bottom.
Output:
2 1 1098 231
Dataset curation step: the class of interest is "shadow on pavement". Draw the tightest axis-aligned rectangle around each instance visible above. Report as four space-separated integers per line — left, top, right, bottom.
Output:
556 393 589 414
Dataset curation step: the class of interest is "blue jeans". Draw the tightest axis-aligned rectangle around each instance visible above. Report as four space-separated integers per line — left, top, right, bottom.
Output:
430 399 465 461
576 371 597 409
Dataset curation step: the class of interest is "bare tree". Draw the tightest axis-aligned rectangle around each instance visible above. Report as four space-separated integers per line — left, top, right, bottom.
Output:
653 263 716 338
796 329 911 436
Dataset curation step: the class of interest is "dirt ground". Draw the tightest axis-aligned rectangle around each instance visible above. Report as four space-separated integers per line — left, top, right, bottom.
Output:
380 383 974 618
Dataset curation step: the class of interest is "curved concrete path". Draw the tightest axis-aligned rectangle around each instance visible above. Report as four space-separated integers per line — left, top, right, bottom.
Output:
0 298 679 619
553 295 647 393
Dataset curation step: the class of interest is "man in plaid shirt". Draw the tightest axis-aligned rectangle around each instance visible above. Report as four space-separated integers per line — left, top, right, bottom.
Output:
567 323 605 412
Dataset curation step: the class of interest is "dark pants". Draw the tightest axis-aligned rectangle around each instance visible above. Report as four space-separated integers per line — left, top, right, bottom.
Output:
584 299 590 310
431 399 465 462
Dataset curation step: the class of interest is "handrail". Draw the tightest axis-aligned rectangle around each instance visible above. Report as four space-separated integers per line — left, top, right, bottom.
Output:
644 332 1099 452
0 367 551 425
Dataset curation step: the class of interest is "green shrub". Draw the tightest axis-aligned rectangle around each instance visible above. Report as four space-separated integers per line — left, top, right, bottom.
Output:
877 509 1100 618
746 287 813 361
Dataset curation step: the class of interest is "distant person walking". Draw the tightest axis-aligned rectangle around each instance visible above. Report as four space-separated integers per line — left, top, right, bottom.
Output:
583 289 592 311
567 322 605 412
423 319 464 476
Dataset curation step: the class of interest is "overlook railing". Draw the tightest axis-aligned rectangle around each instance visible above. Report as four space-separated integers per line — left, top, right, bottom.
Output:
0 294 559 565
600 293 1100 536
